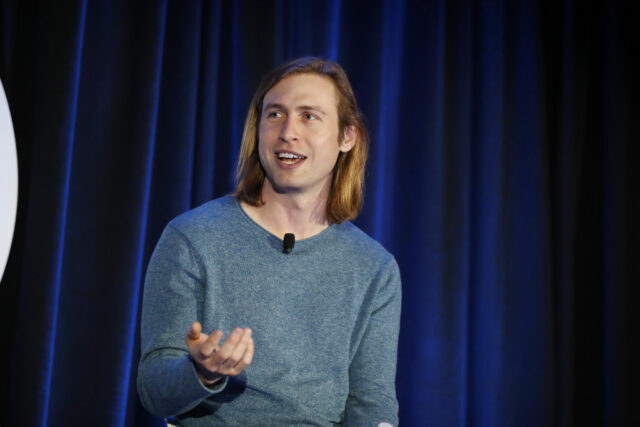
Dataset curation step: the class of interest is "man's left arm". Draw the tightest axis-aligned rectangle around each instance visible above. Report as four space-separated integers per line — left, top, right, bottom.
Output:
344 258 402 426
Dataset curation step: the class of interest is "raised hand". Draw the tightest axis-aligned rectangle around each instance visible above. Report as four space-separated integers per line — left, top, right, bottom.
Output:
185 321 254 385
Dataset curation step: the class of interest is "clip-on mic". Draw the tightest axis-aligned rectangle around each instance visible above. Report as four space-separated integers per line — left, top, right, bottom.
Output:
282 233 295 254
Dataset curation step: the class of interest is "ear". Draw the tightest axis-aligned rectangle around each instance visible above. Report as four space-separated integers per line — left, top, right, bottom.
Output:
339 125 356 153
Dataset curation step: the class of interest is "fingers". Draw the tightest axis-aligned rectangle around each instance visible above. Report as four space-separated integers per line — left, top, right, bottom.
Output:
187 325 255 377
198 330 223 359
219 328 252 373
232 332 254 373
213 328 244 368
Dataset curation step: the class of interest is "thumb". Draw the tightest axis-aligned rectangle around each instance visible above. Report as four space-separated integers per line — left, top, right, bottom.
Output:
186 321 202 341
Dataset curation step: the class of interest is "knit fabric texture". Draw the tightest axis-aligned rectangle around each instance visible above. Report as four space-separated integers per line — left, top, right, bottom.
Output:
137 196 401 426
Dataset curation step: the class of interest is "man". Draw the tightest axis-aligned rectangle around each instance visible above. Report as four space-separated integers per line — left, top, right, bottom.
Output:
137 57 401 426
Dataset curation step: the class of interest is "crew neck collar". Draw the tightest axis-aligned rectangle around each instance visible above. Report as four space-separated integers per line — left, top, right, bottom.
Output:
231 196 336 248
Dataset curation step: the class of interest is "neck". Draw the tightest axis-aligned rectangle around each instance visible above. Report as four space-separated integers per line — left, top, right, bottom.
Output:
241 181 331 240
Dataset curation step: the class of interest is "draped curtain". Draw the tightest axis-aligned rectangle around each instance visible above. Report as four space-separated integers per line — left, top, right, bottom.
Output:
0 0 637 425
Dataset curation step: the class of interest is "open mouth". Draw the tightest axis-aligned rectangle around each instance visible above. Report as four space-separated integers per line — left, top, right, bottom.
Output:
276 151 307 165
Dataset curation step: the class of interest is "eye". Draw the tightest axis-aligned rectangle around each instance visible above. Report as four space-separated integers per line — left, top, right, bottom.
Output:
302 112 317 121
266 111 283 119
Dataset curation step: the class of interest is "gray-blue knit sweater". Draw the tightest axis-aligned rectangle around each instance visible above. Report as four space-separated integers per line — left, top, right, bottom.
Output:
137 196 401 426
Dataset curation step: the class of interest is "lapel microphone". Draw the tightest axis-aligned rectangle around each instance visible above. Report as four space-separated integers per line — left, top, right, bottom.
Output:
283 233 295 254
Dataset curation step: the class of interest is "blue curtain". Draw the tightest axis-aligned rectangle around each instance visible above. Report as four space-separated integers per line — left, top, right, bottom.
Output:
0 0 637 425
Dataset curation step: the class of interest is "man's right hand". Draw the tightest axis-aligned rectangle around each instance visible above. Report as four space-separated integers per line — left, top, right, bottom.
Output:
185 321 254 385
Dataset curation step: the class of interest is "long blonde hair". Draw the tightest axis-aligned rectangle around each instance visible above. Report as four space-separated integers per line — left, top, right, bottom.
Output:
233 57 369 223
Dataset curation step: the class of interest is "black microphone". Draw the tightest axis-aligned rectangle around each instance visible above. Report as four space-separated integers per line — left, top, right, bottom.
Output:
283 233 295 254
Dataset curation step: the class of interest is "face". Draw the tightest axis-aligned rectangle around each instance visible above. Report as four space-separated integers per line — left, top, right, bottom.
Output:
258 73 355 199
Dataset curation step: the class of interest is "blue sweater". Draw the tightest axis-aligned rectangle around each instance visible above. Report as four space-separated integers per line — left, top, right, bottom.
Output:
137 196 401 426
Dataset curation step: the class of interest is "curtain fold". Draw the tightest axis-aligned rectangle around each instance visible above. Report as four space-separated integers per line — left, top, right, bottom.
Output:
4 1 87 424
0 0 636 425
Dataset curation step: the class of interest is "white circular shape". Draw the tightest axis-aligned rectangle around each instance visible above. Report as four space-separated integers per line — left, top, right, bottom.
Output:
0 77 18 283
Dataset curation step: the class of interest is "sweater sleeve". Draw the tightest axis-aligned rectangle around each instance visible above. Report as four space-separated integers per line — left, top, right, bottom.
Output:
343 257 402 426
136 225 228 417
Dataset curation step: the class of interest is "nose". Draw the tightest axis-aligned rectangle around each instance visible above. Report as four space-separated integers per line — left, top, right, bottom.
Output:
279 116 299 142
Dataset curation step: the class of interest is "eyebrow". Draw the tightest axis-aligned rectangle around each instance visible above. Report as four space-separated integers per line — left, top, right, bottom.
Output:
298 105 328 116
263 103 328 116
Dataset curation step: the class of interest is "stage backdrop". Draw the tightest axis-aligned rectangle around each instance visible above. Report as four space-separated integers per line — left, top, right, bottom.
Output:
0 0 637 426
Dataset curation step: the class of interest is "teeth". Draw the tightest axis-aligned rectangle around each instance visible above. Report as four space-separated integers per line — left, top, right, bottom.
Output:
278 152 305 159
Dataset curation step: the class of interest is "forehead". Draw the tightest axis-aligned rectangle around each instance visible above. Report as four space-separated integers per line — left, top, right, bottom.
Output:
262 73 338 113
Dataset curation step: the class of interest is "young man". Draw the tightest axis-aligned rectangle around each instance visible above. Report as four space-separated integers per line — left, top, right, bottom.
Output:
137 57 401 426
